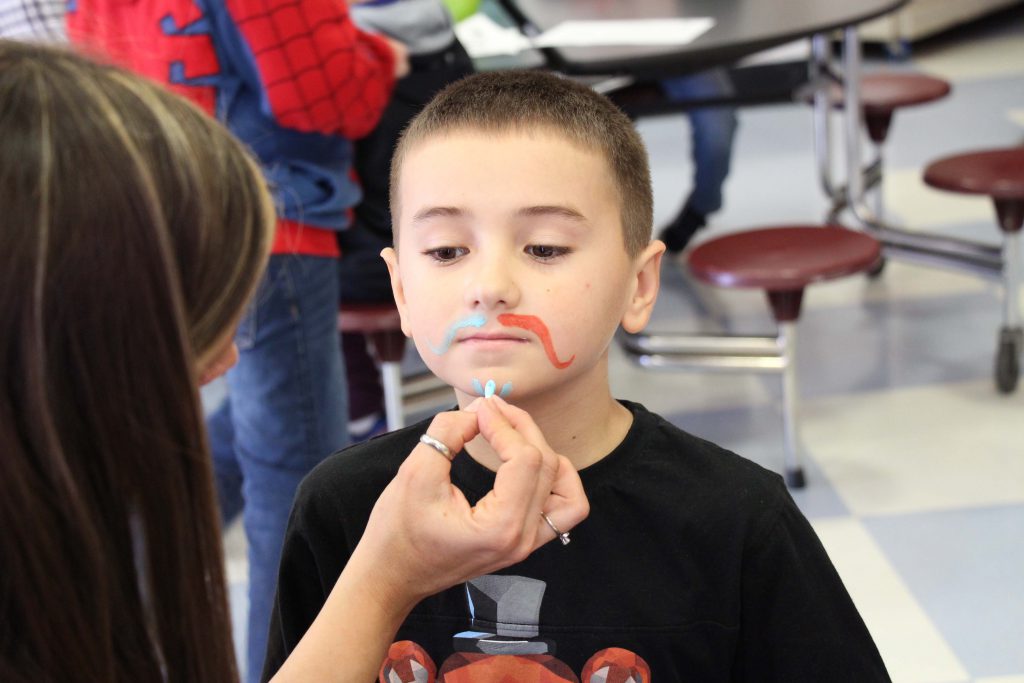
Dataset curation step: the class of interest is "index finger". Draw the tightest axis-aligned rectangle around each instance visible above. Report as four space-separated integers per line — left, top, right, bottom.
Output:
476 399 558 490
472 402 558 536
479 398 561 527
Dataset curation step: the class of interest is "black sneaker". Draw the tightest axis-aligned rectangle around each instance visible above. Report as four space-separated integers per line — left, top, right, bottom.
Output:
658 206 706 254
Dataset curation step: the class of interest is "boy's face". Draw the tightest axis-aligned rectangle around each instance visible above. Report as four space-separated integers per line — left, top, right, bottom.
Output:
384 130 663 403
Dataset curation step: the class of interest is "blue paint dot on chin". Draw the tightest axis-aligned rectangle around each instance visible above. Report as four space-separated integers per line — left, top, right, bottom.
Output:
499 382 513 398
472 378 485 396
484 379 496 398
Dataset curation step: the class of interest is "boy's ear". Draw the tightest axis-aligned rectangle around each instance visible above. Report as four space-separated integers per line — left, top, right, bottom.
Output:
381 247 413 338
620 239 665 334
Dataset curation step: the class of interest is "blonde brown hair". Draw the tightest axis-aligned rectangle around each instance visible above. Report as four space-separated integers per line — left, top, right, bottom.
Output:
389 70 654 258
0 40 273 682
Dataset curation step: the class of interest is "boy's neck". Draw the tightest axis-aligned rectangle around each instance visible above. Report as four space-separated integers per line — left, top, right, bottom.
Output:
459 373 633 472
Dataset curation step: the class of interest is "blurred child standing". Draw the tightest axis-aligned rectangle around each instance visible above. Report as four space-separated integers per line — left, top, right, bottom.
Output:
68 3 406 679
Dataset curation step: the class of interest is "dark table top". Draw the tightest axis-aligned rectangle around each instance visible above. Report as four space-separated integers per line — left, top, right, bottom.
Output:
500 0 909 76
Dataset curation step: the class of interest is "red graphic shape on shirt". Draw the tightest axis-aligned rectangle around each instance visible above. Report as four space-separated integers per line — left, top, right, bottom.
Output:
497 314 575 369
68 0 220 113
580 648 652 683
439 652 579 683
379 641 437 683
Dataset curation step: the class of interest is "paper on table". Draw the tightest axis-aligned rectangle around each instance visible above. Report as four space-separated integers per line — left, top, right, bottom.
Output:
534 18 715 48
738 40 811 67
455 14 715 59
454 13 533 58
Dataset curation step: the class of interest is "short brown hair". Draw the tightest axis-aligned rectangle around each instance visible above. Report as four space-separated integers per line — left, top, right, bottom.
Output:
390 70 653 257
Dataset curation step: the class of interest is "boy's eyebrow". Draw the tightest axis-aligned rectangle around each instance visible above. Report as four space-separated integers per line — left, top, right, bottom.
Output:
411 205 588 224
411 206 467 223
517 205 587 222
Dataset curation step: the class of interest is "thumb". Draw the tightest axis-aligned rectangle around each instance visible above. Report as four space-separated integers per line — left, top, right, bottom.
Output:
398 408 480 493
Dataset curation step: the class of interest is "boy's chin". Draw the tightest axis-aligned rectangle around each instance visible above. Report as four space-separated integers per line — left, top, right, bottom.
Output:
451 376 564 406
452 381 518 402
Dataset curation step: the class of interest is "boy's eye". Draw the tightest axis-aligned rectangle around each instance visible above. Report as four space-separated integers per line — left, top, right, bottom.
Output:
424 246 468 262
525 245 570 260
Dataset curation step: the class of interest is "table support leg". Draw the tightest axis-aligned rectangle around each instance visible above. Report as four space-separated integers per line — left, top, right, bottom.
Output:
872 143 885 220
1004 231 1022 330
381 361 405 431
999 231 1023 392
620 328 807 487
811 33 838 205
779 321 806 488
842 26 866 207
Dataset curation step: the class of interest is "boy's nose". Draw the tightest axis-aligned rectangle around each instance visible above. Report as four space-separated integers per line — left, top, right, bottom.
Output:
464 257 521 310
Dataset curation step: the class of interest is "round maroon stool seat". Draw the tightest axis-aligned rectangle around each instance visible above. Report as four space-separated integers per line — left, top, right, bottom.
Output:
924 147 1024 236
860 73 950 111
688 226 882 321
924 147 1024 201
338 302 406 363
924 147 1024 235
816 72 951 143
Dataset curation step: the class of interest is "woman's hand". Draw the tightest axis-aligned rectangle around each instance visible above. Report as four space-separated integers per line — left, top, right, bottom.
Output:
384 37 410 79
350 396 589 611
271 397 588 682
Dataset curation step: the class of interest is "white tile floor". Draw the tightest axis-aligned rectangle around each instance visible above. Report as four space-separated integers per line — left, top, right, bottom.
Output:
223 8 1024 680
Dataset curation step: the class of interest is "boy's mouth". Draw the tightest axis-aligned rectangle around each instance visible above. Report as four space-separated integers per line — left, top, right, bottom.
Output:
459 331 527 343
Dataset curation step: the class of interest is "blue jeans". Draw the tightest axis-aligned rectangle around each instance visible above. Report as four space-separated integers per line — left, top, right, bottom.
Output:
207 254 348 683
662 69 739 217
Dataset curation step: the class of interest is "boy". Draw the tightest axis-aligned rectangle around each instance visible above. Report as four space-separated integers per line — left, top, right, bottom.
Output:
263 71 890 681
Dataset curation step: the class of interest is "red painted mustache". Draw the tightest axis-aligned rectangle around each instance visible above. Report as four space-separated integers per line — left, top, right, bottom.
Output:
497 314 575 369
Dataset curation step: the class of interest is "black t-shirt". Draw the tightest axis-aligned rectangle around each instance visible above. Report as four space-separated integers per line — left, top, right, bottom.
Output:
262 401 890 682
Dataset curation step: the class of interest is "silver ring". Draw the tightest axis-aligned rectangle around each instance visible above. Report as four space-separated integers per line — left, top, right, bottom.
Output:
541 512 571 546
419 433 453 461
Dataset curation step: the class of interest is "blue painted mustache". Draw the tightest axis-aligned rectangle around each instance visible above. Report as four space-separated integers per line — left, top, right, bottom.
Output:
427 314 487 355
